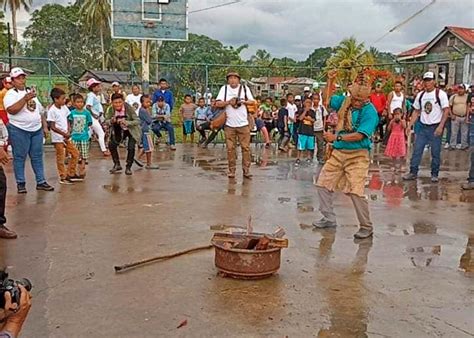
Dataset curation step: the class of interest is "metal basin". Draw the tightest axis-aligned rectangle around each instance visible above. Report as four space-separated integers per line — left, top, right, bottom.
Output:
213 242 281 279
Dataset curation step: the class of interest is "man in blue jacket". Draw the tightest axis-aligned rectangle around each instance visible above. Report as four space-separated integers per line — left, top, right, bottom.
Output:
152 78 174 112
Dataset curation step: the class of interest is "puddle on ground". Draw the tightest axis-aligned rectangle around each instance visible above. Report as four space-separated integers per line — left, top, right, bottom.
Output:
278 197 291 203
296 196 314 213
102 185 149 193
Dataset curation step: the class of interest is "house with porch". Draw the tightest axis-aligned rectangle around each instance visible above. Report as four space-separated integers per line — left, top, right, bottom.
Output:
397 26 474 86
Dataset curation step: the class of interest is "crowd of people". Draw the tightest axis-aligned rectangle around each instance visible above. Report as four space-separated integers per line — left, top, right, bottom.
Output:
0 67 471 240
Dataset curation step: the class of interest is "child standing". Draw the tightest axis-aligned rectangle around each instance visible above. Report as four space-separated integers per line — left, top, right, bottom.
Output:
137 95 159 170
384 108 407 171
295 97 316 166
47 88 81 185
194 97 211 144
312 94 328 164
277 98 290 152
179 94 197 144
68 94 93 178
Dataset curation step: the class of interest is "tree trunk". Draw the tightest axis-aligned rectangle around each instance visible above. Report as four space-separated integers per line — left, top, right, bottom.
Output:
100 25 106 70
11 5 18 54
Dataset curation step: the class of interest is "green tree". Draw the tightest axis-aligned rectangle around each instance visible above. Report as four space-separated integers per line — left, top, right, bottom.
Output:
0 11 8 55
24 3 101 76
79 0 111 71
0 0 32 50
326 37 374 88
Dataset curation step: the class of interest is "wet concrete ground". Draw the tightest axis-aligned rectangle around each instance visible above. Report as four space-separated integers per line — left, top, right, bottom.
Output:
0 143 473 337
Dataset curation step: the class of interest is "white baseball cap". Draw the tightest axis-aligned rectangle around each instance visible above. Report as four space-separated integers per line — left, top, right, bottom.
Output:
303 86 310 91
86 78 101 88
4 77 12 83
295 95 302 100
10 67 26 78
423 71 435 80
111 81 120 87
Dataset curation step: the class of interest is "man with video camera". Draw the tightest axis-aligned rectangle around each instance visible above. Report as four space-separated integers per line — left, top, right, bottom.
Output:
0 278 31 338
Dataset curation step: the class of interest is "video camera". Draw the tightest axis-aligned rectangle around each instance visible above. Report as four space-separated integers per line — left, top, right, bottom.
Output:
0 271 32 309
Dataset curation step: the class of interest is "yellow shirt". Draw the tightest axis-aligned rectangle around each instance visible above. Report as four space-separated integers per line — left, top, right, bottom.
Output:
0 88 7 111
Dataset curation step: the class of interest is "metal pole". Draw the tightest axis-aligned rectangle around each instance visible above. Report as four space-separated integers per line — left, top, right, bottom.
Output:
142 40 150 94
7 23 12 70
205 64 209 93
48 60 52 94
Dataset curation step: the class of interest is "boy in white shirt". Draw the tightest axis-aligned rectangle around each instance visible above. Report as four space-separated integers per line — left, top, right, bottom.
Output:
312 94 328 164
125 84 142 115
47 88 81 185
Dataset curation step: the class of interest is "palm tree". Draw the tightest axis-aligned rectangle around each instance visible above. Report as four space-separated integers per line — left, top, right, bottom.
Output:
326 37 374 87
0 0 32 50
79 0 111 70
251 49 271 64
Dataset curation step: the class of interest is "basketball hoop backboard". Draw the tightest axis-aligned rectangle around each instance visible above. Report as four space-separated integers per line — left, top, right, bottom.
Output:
111 0 188 41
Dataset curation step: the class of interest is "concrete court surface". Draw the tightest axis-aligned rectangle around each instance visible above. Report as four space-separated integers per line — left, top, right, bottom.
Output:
0 143 473 337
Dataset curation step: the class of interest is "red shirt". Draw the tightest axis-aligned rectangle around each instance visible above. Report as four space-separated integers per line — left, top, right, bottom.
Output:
370 92 387 114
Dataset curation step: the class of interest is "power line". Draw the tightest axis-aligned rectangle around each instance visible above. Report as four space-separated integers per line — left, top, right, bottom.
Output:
189 1 242 14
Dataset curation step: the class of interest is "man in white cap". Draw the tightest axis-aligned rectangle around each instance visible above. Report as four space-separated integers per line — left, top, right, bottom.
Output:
111 82 125 100
404 71 450 183
303 86 312 102
85 78 110 156
4 67 54 193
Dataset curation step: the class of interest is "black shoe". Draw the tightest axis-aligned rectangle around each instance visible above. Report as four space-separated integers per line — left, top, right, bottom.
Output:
403 173 417 181
109 165 123 174
68 175 84 182
243 172 253 180
125 167 132 176
17 183 27 194
36 182 55 191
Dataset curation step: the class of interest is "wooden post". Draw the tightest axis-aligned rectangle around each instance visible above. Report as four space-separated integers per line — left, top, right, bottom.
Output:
142 40 151 94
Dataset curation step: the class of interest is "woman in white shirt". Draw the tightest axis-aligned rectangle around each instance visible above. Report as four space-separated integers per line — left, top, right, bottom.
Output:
4 68 54 193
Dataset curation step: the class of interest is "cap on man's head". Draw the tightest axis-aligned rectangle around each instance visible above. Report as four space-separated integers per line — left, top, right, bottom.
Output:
86 78 101 88
458 84 466 90
4 77 12 83
303 86 310 92
295 95 302 100
226 71 241 79
10 67 26 78
111 81 120 87
423 71 435 80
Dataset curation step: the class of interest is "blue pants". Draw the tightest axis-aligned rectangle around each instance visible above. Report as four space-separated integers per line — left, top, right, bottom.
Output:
409 123 442 177
444 119 451 143
469 148 474 183
7 124 46 185
151 121 175 145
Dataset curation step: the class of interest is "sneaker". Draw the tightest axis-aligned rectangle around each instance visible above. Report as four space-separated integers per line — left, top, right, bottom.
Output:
68 175 84 182
145 164 159 170
461 146 469 150
444 143 450 149
456 144 462 150
403 173 418 181
59 178 74 185
354 228 373 239
0 225 17 239
125 167 132 176
431 176 439 183
170 145 176 151
312 218 337 229
17 183 27 194
109 165 123 174
103 150 111 157
243 172 253 180
134 159 145 168
306 158 313 164
461 182 474 190
36 182 55 191
295 159 301 167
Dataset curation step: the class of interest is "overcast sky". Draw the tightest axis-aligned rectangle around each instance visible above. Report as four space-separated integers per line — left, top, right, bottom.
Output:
5 0 474 60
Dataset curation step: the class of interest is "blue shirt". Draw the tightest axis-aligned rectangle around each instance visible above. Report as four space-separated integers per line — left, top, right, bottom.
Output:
68 109 93 142
195 106 211 120
139 107 153 133
330 95 379 150
152 89 174 111
152 103 171 122
85 92 103 116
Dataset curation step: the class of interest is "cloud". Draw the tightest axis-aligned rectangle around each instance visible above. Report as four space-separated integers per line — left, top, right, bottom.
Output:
3 0 474 60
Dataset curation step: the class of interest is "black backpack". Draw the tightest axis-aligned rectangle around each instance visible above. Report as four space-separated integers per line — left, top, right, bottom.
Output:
418 88 441 107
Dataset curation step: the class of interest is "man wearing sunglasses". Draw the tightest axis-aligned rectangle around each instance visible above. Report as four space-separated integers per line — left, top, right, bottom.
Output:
404 72 450 183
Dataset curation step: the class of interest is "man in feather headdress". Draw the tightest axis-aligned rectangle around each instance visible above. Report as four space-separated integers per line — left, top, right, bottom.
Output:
313 70 379 239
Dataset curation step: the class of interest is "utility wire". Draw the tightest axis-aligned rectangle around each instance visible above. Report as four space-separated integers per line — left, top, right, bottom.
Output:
374 0 436 43
189 1 242 14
